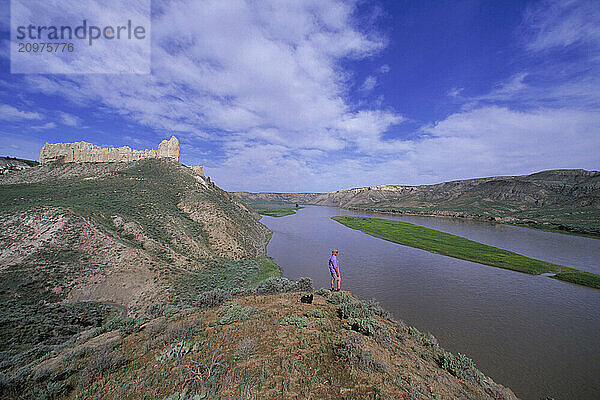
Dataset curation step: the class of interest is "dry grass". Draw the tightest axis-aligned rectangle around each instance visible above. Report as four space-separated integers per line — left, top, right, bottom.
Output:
6 291 518 400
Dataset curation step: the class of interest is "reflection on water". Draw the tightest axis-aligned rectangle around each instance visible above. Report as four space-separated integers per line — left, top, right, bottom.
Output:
262 206 600 400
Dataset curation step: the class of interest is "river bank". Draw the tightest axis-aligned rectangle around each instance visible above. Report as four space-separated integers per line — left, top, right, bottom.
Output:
347 206 600 239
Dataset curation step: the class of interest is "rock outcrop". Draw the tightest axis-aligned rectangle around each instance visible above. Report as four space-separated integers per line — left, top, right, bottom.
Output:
0 157 37 175
188 164 204 176
39 136 180 164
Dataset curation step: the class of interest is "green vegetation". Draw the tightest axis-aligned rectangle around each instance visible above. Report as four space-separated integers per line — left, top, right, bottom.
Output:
173 256 282 305
332 216 600 289
238 198 303 217
352 201 600 238
249 256 282 285
216 302 257 325
0 160 209 260
257 209 297 217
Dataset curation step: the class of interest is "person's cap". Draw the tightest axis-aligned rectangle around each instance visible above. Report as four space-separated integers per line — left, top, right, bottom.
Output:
332 249 338 253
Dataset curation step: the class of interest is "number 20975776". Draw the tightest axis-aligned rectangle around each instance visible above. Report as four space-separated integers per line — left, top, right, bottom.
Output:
17 42 74 52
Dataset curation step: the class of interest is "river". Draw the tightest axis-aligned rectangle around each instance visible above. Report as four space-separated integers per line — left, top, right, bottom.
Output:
261 205 600 400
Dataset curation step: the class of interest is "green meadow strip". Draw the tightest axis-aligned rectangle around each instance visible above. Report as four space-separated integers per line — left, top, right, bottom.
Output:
332 216 600 290
257 209 297 217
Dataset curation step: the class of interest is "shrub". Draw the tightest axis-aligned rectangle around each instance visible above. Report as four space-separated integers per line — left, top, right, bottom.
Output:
344 317 385 337
360 299 391 319
310 319 331 331
326 291 354 305
280 315 311 328
252 277 288 294
305 309 327 318
338 302 373 319
235 338 258 359
91 315 138 337
408 326 438 347
314 288 331 297
165 305 185 319
81 346 125 383
165 388 207 400
197 289 230 309
155 340 201 364
253 277 313 295
334 333 387 373
216 302 256 325
165 317 205 342
293 277 313 292
36 381 69 400
435 350 484 385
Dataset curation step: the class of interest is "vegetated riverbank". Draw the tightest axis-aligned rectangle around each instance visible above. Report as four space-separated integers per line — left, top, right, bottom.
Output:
347 205 600 239
258 208 298 217
237 198 304 217
332 216 600 289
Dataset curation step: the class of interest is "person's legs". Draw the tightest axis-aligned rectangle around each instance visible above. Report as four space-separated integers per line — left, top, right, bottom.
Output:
337 275 341 290
331 273 335 290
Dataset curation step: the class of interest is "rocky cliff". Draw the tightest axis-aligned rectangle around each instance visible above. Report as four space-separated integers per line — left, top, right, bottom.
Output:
39 136 180 164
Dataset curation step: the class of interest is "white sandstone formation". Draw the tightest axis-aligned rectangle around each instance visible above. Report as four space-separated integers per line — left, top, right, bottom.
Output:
39 136 180 164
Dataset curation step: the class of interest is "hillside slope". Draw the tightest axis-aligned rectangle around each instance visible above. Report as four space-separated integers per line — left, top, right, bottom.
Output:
5 288 518 400
235 169 600 236
0 159 274 390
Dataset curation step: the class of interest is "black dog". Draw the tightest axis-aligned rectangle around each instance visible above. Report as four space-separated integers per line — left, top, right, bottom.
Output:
300 294 313 304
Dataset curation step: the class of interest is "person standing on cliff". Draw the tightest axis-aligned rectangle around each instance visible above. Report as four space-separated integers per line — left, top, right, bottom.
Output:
329 250 341 291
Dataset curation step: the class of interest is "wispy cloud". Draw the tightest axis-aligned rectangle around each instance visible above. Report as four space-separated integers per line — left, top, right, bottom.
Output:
0 104 42 120
31 122 56 130
523 0 600 51
359 75 377 93
59 112 81 127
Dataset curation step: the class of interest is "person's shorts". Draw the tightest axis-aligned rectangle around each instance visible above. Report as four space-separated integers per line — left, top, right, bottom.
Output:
330 270 340 280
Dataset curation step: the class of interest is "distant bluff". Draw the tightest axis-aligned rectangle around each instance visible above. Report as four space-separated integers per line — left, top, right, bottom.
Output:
39 136 180 164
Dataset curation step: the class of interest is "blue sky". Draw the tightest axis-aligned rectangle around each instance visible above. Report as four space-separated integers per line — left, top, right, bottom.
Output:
1 0 599 192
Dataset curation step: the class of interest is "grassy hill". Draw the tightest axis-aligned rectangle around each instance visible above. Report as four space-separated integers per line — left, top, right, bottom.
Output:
0 159 278 397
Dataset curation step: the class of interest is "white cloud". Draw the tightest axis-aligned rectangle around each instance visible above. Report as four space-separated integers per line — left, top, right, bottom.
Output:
31 122 56 130
59 112 81 127
447 87 464 98
0 104 42 120
524 0 600 51
210 105 600 191
379 64 390 73
359 75 377 92
416 106 600 177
